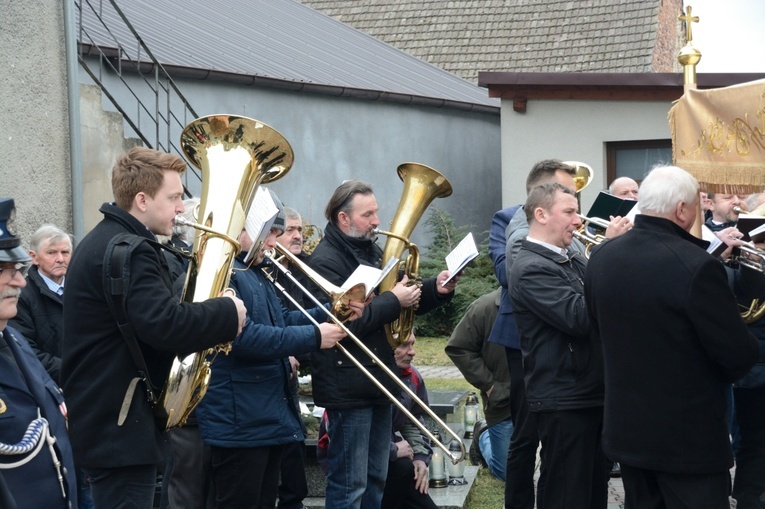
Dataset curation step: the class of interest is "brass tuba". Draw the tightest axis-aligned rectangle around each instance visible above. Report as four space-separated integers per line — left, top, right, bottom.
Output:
375 163 453 348
158 115 293 430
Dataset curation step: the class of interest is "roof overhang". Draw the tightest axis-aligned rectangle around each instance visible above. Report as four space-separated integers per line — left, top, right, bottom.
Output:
78 43 500 115
478 72 765 112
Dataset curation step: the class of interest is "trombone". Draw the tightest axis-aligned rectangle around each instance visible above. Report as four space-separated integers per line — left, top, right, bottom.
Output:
264 243 466 464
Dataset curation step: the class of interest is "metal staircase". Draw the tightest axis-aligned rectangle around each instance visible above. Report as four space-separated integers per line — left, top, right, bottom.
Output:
75 0 201 188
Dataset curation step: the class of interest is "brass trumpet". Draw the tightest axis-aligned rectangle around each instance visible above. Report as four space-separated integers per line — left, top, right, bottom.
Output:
572 214 609 257
734 244 765 273
264 244 466 464
731 203 765 323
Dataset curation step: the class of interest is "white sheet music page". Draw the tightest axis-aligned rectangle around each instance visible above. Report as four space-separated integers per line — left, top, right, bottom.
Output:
700 224 727 258
341 257 399 298
244 187 279 263
442 232 478 286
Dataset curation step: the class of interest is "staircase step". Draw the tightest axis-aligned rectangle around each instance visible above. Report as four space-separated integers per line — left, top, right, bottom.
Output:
303 465 479 509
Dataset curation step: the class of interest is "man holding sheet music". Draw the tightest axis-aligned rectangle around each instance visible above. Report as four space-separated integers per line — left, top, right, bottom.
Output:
701 190 765 508
195 189 356 508
308 180 459 509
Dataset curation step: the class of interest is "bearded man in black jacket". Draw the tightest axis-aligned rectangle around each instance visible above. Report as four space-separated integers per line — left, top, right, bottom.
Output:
61 147 247 509
308 180 458 509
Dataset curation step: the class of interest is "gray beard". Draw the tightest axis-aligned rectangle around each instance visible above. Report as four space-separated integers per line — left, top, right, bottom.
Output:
348 224 377 241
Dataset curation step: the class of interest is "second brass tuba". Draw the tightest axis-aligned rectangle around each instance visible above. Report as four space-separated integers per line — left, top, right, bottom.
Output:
157 115 293 430
376 163 453 348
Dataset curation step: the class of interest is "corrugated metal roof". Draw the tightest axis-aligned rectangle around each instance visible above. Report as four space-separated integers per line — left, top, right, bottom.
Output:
76 0 498 110
298 0 683 82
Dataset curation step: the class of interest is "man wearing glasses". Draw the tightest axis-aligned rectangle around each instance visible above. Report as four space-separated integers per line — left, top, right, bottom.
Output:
0 197 78 508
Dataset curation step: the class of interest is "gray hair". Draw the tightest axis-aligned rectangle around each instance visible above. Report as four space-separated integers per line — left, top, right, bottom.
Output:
174 197 201 244
525 183 576 223
283 206 301 222
638 166 698 215
29 224 73 252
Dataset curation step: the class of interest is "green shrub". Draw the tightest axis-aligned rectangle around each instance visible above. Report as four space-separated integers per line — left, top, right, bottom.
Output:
415 207 497 337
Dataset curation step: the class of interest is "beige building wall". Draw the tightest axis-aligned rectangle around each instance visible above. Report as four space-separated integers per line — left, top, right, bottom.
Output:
79 84 142 233
500 98 675 211
0 0 72 244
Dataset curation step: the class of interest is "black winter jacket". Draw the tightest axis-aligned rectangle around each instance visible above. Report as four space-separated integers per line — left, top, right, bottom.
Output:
10 265 64 382
308 223 452 409
586 214 758 473
61 203 240 468
509 240 603 412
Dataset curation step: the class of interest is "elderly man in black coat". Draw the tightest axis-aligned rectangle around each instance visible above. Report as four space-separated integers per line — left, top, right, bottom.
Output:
10 224 72 383
61 147 247 508
585 165 759 509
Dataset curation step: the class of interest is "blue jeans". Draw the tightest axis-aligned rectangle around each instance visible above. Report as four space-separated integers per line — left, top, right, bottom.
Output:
480 417 513 481
326 405 392 509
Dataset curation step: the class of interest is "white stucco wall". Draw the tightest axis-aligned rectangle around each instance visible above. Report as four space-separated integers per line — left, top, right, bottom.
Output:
500 98 676 211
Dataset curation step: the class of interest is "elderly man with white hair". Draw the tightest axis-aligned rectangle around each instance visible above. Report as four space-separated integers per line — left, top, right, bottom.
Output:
585 165 759 509
9 224 72 382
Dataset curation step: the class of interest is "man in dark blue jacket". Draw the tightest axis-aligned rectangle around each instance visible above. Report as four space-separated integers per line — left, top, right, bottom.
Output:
0 198 78 509
196 193 351 508
490 160 580 509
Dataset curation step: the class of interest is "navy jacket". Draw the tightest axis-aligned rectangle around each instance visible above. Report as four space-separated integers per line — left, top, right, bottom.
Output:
196 258 324 448
0 327 77 508
487 205 522 349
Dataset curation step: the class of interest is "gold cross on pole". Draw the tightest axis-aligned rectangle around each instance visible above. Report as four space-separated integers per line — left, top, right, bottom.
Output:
679 5 700 44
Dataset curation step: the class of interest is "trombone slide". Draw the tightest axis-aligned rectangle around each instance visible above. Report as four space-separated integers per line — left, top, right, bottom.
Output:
262 257 466 464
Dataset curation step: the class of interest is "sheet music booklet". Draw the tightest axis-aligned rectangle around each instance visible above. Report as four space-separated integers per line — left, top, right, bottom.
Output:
244 187 279 264
700 224 728 258
737 214 765 243
586 192 638 225
342 257 399 299
442 232 479 286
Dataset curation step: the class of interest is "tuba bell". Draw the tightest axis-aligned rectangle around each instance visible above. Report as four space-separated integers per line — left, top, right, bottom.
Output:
157 115 293 430
375 163 453 348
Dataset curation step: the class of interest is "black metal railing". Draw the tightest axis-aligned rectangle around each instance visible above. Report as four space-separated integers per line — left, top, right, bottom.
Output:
75 0 201 187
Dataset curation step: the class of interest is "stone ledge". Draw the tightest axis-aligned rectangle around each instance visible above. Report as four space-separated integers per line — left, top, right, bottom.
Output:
303 465 479 509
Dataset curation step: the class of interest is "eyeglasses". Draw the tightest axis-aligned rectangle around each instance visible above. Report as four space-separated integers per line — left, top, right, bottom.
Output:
0 262 31 280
